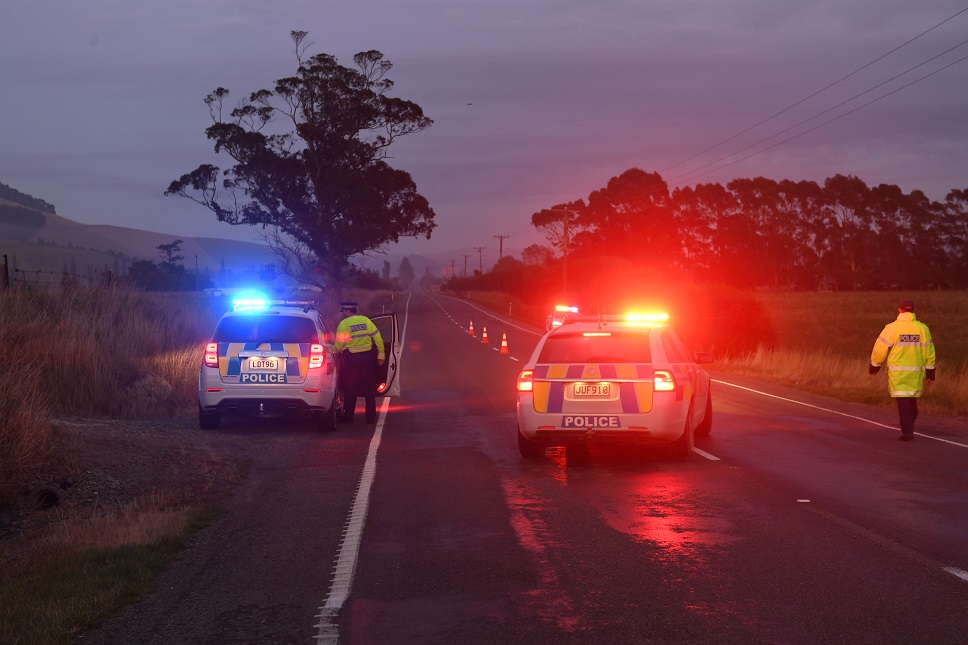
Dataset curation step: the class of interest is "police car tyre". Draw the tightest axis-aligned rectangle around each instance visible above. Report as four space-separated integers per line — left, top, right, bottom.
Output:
694 394 713 437
518 427 545 459
318 405 337 432
667 407 695 458
198 405 220 430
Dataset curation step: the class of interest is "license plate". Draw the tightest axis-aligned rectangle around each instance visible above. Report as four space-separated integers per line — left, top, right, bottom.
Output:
573 382 611 398
248 358 279 370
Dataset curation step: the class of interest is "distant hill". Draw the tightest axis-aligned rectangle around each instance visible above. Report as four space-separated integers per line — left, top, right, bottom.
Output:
0 186 275 282
0 181 455 285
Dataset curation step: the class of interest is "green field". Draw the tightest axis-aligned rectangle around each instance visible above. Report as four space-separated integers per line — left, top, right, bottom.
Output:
748 291 968 368
716 291 968 416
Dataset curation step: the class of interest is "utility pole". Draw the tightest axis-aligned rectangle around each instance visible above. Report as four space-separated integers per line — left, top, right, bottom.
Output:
474 246 485 275
450 259 456 278
462 254 470 278
493 235 509 261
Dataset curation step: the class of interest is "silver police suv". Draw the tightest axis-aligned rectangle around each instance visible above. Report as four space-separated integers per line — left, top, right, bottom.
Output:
198 297 340 431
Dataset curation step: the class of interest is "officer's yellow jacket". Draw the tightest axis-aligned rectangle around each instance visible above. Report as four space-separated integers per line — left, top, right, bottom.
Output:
870 312 935 397
335 314 385 361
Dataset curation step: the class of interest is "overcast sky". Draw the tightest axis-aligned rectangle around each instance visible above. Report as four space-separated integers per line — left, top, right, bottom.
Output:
2 1 966 268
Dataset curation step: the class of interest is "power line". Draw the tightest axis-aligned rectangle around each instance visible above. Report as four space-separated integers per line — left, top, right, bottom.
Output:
671 51 968 187
668 36 968 187
660 6 968 177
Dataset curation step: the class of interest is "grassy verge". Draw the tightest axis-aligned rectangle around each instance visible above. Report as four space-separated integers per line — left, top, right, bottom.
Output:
0 284 230 645
716 291 968 417
1 504 223 645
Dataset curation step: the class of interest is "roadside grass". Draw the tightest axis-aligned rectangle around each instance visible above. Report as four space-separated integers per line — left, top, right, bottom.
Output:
0 284 226 645
717 291 968 417
0 286 220 490
0 502 223 645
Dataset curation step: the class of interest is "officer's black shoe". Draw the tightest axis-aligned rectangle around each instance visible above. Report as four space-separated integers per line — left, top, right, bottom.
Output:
365 416 376 424
899 434 913 441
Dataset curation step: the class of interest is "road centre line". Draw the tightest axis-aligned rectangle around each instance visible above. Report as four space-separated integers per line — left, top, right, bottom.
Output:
713 379 968 449
436 293 542 336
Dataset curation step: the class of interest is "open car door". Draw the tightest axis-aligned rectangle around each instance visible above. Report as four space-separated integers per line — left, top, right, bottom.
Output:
370 313 400 397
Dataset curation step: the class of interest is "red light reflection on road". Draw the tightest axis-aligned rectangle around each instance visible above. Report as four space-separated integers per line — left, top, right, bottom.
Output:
501 477 584 633
613 471 730 558
564 469 736 566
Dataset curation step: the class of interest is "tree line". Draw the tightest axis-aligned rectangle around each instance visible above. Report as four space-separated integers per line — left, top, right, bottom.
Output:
522 168 967 293
0 181 56 214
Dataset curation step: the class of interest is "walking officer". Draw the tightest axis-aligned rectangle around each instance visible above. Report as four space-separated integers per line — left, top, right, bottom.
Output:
334 301 385 423
869 299 936 441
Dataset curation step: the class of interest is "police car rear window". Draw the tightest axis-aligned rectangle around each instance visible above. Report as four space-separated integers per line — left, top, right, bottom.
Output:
538 332 652 364
213 316 318 344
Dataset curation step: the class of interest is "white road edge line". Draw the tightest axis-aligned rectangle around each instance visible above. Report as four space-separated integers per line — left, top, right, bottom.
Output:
313 293 415 643
693 447 720 461
713 378 968 449
944 566 968 582
313 397 390 644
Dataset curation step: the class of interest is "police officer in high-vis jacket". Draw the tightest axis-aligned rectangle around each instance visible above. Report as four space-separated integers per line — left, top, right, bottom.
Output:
869 299 936 441
334 301 385 423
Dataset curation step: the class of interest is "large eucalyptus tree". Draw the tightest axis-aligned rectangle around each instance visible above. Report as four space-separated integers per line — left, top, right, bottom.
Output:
166 31 436 289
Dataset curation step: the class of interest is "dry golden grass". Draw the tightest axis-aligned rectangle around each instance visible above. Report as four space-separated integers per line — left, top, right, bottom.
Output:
716 291 968 417
0 285 220 493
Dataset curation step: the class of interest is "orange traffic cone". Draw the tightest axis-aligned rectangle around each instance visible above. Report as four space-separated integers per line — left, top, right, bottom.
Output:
500 333 509 354
481 327 489 344
468 320 474 335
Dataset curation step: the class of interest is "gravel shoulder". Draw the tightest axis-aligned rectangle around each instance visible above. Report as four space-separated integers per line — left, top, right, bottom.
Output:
0 417 251 558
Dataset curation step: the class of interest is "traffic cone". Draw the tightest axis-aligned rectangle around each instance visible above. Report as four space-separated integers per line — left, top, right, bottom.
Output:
481 327 489 344
500 332 509 354
468 320 474 335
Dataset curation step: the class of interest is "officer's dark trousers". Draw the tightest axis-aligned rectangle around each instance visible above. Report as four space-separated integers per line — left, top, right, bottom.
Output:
895 397 919 437
340 349 377 423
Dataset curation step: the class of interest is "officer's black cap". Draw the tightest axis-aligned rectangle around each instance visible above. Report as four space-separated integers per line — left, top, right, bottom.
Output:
898 299 915 312
340 301 358 312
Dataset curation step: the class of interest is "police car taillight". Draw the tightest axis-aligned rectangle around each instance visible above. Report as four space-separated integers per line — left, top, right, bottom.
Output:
204 342 219 368
654 369 676 391
309 344 324 369
517 369 534 393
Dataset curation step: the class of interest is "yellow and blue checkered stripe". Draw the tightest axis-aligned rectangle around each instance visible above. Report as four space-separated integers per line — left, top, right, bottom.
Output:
531 364 654 413
217 342 310 377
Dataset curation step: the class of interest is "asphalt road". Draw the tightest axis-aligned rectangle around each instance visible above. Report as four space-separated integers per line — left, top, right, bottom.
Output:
83 289 968 645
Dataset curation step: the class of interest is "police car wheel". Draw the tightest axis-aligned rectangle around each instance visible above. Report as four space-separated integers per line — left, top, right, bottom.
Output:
667 408 695 458
695 394 713 437
334 391 347 420
198 405 220 431
517 428 545 459
318 405 337 433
